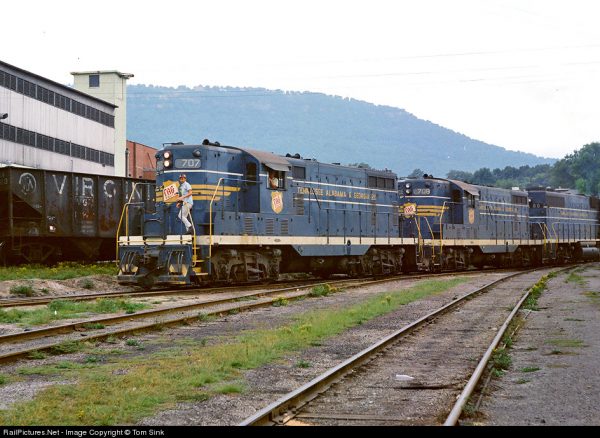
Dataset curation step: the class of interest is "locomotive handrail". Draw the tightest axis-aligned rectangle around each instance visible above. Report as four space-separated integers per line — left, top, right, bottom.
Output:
414 215 424 259
207 177 255 264
115 182 155 265
422 217 437 266
533 222 548 253
308 186 322 224
439 200 448 256
208 178 224 264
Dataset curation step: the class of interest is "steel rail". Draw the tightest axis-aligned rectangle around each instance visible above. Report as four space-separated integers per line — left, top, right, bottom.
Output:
0 268 493 309
443 265 572 426
0 289 310 365
239 269 540 426
0 282 341 345
0 270 482 364
0 280 326 309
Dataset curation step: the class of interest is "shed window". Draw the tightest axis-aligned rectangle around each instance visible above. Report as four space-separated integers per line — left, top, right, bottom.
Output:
89 74 100 88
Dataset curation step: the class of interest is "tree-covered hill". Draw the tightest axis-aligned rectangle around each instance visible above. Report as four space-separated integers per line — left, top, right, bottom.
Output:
445 143 600 195
127 84 554 176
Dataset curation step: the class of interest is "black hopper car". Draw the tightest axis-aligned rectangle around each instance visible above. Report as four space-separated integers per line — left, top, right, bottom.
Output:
0 165 154 264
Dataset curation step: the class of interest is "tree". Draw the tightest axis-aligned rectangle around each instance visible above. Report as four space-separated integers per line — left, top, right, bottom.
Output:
472 168 495 185
446 169 474 182
348 162 372 169
408 168 425 178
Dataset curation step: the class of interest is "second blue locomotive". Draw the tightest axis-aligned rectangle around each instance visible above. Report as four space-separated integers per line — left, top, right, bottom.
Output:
398 175 600 271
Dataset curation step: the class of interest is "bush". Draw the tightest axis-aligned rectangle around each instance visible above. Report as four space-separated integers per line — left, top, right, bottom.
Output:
10 284 35 296
79 279 95 290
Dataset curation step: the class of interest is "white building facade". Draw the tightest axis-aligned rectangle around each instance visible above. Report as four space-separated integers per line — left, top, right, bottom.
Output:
72 70 134 177
0 60 118 175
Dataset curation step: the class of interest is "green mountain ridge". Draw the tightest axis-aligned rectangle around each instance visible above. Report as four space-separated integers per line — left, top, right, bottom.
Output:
127 84 555 176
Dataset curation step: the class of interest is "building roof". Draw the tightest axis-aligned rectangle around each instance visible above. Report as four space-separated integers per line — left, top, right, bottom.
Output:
71 70 134 80
0 59 117 108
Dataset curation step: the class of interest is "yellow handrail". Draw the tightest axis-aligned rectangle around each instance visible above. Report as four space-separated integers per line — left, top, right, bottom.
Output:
439 201 447 256
208 178 225 261
423 217 437 265
186 201 198 267
535 222 547 253
115 182 154 265
414 217 423 259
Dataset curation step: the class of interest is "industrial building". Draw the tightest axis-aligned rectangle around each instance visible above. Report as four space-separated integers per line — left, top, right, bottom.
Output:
0 60 135 177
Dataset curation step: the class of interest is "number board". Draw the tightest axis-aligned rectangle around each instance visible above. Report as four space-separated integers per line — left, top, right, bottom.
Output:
175 159 201 169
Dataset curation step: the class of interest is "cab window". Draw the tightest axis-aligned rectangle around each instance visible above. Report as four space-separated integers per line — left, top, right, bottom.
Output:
268 170 285 190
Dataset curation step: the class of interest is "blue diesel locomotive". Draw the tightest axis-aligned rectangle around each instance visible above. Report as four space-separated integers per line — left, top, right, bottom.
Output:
398 175 600 271
117 141 405 287
528 187 600 262
117 142 600 287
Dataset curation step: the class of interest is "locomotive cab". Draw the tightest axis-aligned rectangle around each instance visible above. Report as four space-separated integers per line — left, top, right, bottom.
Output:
399 175 534 270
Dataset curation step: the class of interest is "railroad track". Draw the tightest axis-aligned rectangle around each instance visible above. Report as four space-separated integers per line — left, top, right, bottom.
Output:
0 270 484 365
0 267 513 309
240 266 570 426
0 281 318 308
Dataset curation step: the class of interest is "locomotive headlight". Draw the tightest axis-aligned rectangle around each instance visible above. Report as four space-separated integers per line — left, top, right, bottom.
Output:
164 160 171 168
405 189 411 194
164 151 171 160
405 183 411 189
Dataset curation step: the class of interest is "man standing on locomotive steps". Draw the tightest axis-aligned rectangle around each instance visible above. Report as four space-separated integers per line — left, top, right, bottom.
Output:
177 173 194 234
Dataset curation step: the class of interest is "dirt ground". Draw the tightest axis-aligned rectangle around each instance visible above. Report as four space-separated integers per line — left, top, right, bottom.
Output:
0 275 136 299
476 264 600 426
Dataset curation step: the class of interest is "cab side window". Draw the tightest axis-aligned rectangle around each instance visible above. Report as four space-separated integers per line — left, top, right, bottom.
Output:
268 170 285 190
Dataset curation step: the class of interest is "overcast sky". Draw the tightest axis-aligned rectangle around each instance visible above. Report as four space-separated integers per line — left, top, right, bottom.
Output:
3 0 600 159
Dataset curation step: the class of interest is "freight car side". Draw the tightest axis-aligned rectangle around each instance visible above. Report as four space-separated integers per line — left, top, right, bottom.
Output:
0 165 154 264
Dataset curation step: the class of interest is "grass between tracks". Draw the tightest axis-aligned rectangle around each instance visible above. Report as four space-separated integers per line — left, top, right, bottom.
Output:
0 263 116 282
0 299 148 326
0 277 467 426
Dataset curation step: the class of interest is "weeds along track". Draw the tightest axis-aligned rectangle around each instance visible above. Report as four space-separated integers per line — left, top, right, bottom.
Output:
0 271 483 365
0 281 327 309
0 268 512 309
241 267 567 426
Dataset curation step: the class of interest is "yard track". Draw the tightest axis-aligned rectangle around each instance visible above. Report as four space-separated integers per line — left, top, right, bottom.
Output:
0 270 483 365
240 266 567 426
